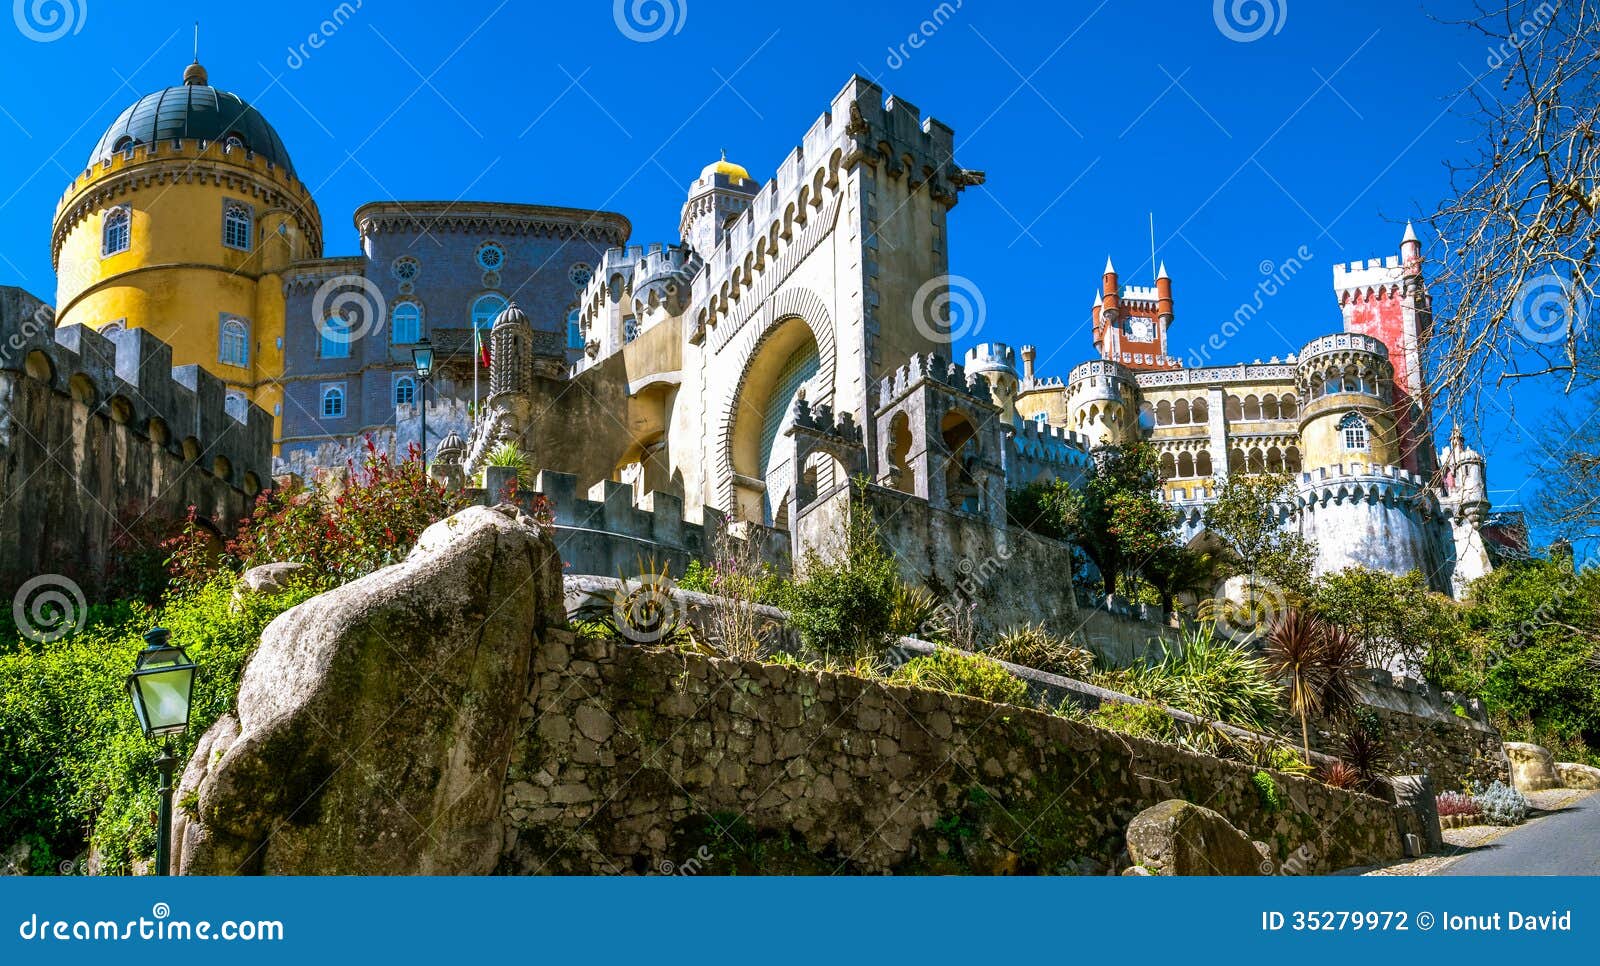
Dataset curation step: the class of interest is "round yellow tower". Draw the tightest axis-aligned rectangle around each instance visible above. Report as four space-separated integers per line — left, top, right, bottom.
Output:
1293 333 1399 470
51 60 322 439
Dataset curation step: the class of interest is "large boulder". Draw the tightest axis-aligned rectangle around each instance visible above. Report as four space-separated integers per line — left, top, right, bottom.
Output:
1504 742 1560 793
174 504 562 875
1125 799 1269 876
1556 762 1600 790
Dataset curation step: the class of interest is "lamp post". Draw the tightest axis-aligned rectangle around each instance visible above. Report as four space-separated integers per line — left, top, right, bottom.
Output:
412 335 435 468
126 627 197 876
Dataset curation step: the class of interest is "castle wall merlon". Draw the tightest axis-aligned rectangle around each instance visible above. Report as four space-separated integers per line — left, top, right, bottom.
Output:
0 310 272 490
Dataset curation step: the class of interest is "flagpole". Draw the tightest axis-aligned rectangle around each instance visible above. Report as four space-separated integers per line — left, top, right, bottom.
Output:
473 325 480 423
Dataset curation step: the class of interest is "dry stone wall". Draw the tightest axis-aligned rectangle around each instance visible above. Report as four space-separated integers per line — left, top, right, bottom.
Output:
501 633 1422 875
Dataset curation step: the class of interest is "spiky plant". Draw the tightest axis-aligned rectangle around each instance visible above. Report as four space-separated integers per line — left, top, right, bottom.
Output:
1318 759 1362 791
1264 609 1329 762
1338 721 1392 793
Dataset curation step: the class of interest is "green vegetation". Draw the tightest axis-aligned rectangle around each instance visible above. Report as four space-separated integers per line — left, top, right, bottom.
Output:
0 578 316 873
1093 623 1280 730
1203 472 1315 597
1252 770 1284 813
889 648 1030 705
1428 555 1600 765
483 440 535 488
784 498 905 661
984 622 1094 678
1307 567 1461 671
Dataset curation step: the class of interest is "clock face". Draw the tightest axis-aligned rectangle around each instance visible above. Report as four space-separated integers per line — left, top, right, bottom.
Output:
1128 317 1156 342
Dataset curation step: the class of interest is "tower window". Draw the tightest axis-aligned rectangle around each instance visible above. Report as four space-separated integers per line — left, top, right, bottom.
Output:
472 293 508 330
219 317 249 367
392 256 421 282
321 385 346 418
391 301 421 344
102 206 130 257
476 242 505 271
394 375 416 407
1339 412 1370 451
320 317 352 359
223 202 253 250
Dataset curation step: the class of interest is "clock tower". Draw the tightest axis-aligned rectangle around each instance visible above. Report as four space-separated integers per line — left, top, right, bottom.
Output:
1091 258 1179 371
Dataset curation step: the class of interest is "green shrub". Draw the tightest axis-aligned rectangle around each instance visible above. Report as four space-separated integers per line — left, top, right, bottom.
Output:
1087 701 1177 740
786 502 901 660
1094 623 1281 729
985 623 1094 678
889 648 1028 705
0 577 315 873
167 440 476 590
1252 770 1284 813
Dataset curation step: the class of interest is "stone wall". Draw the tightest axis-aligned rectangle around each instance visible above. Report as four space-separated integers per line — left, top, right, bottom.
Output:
0 287 270 599
796 481 1083 640
1313 673 1508 791
501 632 1421 875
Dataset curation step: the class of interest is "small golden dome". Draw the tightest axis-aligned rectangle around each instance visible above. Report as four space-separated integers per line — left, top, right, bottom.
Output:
183 60 208 86
700 150 751 184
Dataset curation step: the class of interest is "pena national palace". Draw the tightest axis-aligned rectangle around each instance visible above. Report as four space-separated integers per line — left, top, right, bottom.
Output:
5 58 1580 878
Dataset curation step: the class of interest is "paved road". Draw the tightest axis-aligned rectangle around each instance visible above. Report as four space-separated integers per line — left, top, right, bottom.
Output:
1441 791 1600 875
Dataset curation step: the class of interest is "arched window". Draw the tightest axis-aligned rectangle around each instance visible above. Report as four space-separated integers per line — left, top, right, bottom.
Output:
1196 451 1214 476
567 307 583 349
1159 452 1176 480
1178 451 1195 477
1225 395 1242 420
219 318 249 367
320 317 352 359
394 376 416 407
1243 394 1262 420
102 206 130 256
391 301 421 344
1156 400 1172 425
1192 397 1209 423
1174 399 1191 424
1280 394 1298 418
1339 412 1369 451
223 202 253 250
472 293 507 330
321 385 345 418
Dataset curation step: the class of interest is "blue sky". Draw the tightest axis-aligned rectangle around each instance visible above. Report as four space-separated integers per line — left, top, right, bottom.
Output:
0 0 1569 543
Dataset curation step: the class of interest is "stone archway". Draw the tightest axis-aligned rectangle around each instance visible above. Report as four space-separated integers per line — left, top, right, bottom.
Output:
714 286 837 517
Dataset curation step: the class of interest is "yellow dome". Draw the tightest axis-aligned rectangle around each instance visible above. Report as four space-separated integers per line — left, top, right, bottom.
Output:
701 151 751 184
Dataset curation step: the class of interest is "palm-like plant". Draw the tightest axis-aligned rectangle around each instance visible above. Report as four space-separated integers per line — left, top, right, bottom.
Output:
1264 609 1364 762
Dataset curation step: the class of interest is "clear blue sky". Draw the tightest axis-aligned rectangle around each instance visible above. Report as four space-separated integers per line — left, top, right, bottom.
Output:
0 0 1567 545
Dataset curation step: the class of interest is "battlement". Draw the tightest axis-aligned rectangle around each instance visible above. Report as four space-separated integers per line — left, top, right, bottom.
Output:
53 136 324 261
1011 419 1090 460
1293 462 1430 509
1119 284 1161 305
964 342 1016 373
876 353 995 409
60 136 312 208
498 468 728 561
1297 331 1389 362
1066 358 1136 389
1332 254 1413 300
691 75 975 317
1134 361 1298 389
0 288 273 492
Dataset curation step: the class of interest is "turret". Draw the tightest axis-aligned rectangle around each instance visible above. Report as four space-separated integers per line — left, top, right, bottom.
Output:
679 152 760 257
1156 261 1173 329
1294 332 1397 472
1066 358 1137 447
964 343 1019 425
489 301 533 397
1020 344 1037 383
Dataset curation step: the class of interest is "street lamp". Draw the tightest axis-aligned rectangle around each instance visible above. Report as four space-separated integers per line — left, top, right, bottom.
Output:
412 335 435 468
126 627 196 877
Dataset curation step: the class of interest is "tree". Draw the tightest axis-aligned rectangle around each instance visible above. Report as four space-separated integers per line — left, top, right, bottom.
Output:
1004 477 1078 543
1426 1 1600 420
1202 472 1316 597
1429 553 1600 762
1264 610 1363 762
1066 441 1176 596
1307 567 1462 673
1531 389 1600 545
1144 544 1224 620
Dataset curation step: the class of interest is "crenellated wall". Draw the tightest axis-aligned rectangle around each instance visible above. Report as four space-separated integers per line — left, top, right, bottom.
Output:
0 287 271 597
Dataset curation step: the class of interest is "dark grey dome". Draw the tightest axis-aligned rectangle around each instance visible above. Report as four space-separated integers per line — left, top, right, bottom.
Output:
88 64 296 177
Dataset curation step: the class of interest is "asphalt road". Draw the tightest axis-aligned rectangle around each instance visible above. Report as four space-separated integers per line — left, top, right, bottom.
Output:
1441 791 1600 875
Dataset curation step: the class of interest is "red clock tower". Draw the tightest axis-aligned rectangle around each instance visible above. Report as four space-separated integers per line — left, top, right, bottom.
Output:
1092 258 1180 371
